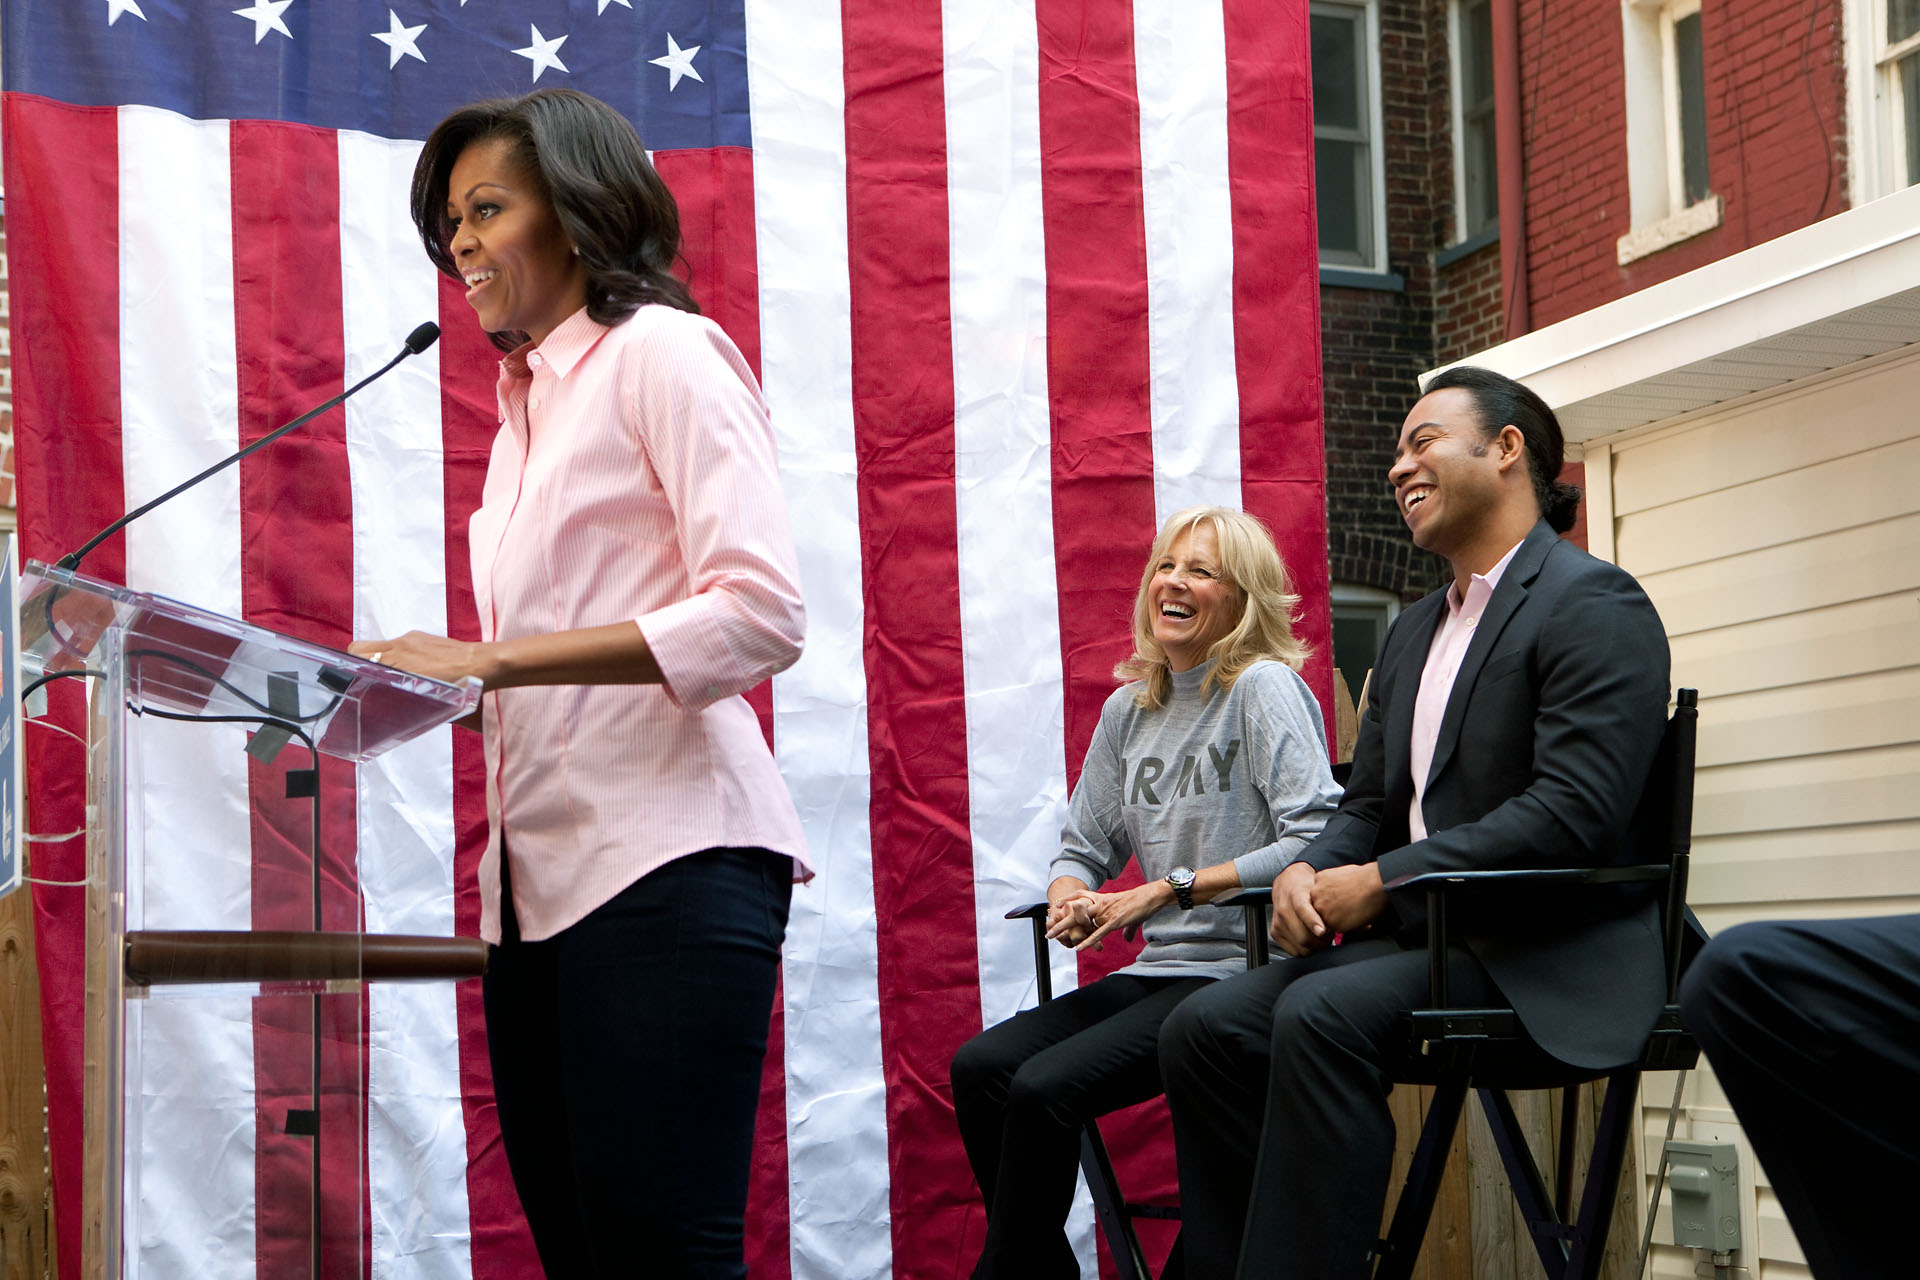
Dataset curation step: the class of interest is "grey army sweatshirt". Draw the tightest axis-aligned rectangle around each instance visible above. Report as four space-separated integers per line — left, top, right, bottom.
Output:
1050 659 1342 979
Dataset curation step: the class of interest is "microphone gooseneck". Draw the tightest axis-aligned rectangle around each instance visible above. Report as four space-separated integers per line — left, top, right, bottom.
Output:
55 323 444 574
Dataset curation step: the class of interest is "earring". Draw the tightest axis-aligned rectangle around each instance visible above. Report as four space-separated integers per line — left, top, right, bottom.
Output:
570 244 580 256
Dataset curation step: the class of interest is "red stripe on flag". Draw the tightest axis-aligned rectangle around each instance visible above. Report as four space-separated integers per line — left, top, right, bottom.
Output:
654 144 793 1277
1223 0 1335 725
1035 2 1159 791
745 973 792 1280
433 272 545 1279
2 92 126 1280
658 146 763 379
1030 11 1177 1271
841 3 983 1267
229 120 369 1280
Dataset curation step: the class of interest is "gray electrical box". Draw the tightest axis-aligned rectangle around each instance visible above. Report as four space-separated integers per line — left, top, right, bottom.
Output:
1667 1139 1741 1252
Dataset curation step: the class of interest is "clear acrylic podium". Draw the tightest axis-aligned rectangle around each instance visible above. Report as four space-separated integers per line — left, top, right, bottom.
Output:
18 561 485 1280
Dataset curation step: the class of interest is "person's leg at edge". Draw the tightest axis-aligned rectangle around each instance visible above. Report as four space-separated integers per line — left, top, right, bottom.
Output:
1234 943 1507 1280
1680 915 1920 1280
952 974 1210 1279
555 847 793 1280
1158 960 1301 1279
483 849 593 1277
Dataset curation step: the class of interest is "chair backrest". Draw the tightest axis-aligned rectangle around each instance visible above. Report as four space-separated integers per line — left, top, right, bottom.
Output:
1619 687 1698 1001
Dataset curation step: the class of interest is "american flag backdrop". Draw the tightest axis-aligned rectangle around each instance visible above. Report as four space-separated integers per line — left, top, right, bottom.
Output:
2 2 1328 1277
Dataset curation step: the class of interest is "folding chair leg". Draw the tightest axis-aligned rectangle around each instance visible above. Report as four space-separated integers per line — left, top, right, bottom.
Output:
1555 1085 1580 1222
1081 1126 1154 1280
1371 1078 1470 1280
1480 1088 1570 1280
1564 1069 1641 1280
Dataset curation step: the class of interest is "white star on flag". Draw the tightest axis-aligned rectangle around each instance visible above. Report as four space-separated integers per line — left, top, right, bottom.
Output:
105 0 146 25
597 0 632 12
512 25 569 82
232 0 294 44
648 34 703 92
372 10 426 69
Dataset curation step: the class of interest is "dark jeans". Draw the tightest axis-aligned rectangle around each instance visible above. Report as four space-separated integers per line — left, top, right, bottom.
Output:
950 972 1211 1280
1160 939 1549 1280
485 847 792 1280
1680 916 1920 1280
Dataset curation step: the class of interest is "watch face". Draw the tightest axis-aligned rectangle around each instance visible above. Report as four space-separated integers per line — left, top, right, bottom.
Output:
1168 866 1196 887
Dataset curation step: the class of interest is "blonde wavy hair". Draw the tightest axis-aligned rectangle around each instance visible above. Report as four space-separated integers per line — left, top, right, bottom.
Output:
1114 506 1310 710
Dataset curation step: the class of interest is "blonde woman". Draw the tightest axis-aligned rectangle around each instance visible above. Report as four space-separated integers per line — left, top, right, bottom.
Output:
950 506 1342 1279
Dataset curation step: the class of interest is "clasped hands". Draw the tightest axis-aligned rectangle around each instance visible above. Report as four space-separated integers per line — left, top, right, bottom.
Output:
1044 880 1173 952
1268 860 1388 957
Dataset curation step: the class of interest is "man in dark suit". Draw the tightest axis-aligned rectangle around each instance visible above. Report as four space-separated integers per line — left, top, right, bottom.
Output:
1680 913 1920 1280
1159 366 1672 1279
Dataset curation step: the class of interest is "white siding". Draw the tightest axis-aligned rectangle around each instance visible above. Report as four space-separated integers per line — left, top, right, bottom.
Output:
1600 350 1920 1280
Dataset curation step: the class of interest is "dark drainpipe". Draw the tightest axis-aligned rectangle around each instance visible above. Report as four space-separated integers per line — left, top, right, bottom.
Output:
1493 0 1530 337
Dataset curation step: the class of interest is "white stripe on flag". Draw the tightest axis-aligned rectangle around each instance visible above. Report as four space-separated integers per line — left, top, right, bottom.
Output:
941 0 1071 1037
744 4 893 1278
338 128 476 1280
117 104 257 1280
1133 0 1244 520
941 5 1095 1273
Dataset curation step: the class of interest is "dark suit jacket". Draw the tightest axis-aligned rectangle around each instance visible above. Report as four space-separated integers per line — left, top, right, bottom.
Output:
1305 520 1672 1069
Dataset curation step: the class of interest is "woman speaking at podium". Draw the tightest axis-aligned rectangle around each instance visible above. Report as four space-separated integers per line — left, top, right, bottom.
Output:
351 88 810 1279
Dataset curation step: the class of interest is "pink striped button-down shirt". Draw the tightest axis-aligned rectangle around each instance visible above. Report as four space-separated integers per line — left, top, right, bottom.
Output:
1407 539 1523 842
470 304 811 943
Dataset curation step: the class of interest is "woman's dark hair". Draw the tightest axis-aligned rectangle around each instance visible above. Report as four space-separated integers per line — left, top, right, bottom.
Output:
1423 365 1581 533
411 88 697 350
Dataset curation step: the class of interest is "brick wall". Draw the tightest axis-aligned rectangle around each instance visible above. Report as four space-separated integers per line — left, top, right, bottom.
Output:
1321 0 1450 603
1518 0 1848 329
1435 238 1503 366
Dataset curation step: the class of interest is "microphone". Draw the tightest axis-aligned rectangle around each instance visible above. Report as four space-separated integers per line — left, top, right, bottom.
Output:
56 323 442 573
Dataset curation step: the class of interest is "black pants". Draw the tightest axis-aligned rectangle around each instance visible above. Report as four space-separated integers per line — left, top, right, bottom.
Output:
1680 915 1920 1280
1159 939 1532 1280
950 972 1211 1279
484 847 792 1280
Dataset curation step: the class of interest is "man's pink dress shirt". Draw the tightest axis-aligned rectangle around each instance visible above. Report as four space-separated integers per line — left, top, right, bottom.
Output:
470 305 811 943
1407 539 1523 842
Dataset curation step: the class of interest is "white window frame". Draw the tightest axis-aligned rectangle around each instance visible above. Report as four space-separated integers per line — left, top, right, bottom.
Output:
1845 0 1920 203
1617 0 1721 264
1312 0 1389 274
1448 0 1499 245
1329 583 1400 710
1659 0 1705 210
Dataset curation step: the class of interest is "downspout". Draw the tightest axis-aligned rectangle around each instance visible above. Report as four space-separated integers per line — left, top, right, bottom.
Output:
1493 0 1530 336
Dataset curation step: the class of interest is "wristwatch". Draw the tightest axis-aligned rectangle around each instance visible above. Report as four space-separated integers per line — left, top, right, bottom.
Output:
1165 865 1196 910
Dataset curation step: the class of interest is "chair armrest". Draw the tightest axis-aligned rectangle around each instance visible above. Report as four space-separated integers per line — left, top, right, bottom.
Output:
1382 864 1668 894
1209 888 1273 968
1005 903 1056 1002
1384 864 1668 1008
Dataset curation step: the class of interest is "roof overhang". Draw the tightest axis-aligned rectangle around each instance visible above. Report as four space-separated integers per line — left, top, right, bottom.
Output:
1427 183 1920 444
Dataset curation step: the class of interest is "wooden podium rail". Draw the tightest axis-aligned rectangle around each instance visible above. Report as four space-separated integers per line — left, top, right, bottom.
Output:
123 931 487 987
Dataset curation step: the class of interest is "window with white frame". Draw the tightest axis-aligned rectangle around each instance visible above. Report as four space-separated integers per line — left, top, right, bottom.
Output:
1450 0 1498 243
1888 2 1920 182
1618 0 1719 264
1329 584 1399 712
1848 0 1920 201
1312 0 1386 272
1665 2 1711 206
